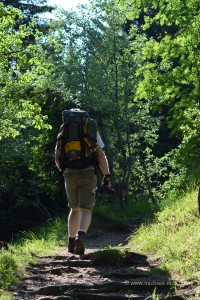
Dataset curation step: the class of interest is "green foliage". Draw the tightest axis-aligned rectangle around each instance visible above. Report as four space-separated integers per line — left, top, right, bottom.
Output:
0 193 198 295
0 291 12 300
0 130 60 239
94 199 159 235
1 0 200 243
121 0 200 185
0 4 52 139
0 3 64 235
129 190 200 280
2 0 53 19
0 253 20 290
94 199 158 222
14 217 67 254
47 0 170 204
0 217 67 295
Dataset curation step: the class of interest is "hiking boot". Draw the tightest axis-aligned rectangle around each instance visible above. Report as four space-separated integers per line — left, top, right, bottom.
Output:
68 237 75 253
74 231 86 255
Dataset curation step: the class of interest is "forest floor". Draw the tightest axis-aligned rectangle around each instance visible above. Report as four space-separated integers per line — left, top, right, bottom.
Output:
13 217 199 300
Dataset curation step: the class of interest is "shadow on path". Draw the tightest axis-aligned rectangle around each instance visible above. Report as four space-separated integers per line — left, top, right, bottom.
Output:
13 225 197 300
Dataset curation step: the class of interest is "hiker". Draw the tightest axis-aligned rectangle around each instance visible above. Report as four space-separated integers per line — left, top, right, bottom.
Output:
55 108 114 255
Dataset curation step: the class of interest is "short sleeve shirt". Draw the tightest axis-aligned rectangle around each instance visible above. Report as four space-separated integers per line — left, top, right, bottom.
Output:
97 132 105 148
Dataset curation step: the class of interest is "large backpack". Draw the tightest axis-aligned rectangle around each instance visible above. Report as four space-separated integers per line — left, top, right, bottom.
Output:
57 109 98 169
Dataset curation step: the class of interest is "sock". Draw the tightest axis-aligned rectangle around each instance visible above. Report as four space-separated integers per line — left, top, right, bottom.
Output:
78 209 92 233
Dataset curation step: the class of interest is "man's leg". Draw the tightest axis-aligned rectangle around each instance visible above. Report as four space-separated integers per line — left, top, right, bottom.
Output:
74 208 92 255
78 208 92 233
74 168 96 255
68 207 80 237
68 207 80 253
68 207 91 254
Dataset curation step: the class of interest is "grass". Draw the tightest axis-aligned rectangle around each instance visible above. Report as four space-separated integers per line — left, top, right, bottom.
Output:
0 217 67 299
0 291 13 300
128 190 200 281
94 198 159 226
0 199 156 297
0 253 20 290
0 191 199 298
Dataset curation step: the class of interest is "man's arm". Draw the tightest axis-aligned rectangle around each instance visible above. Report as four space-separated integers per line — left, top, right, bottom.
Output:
96 146 110 175
55 149 62 172
96 146 112 189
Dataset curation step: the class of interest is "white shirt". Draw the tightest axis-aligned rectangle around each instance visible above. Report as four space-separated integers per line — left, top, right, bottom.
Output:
97 132 105 148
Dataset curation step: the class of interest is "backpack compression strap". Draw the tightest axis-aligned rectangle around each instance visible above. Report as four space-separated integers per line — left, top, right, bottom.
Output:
80 115 86 160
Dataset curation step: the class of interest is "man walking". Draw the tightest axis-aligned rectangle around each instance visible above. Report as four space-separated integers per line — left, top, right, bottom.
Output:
55 108 113 255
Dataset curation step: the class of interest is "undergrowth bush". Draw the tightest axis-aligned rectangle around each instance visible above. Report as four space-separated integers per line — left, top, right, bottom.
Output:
94 199 159 224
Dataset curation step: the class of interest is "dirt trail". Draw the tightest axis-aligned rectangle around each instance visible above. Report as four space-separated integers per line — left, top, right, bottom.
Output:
13 219 199 300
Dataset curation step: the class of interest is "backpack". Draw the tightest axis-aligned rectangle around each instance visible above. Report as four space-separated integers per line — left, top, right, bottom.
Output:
57 109 98 169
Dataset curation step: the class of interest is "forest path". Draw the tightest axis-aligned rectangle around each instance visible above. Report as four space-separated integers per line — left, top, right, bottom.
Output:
13 218 199 300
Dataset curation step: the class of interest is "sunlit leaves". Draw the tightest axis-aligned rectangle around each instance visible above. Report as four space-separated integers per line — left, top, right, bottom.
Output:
0 4 52 139
119 0 200 183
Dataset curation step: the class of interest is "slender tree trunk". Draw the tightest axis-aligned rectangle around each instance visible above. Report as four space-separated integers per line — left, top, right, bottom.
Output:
113 36 126 207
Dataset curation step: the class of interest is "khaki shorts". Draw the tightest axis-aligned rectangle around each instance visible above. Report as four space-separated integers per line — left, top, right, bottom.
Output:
63 167 97 210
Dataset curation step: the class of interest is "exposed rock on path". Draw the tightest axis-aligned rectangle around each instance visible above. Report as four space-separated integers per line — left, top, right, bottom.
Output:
13 220 199 300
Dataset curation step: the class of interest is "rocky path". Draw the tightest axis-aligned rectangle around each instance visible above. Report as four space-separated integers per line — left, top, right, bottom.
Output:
13 220 199 300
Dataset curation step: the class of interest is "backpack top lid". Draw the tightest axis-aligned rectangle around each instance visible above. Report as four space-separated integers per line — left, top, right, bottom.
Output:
62 108 90 124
